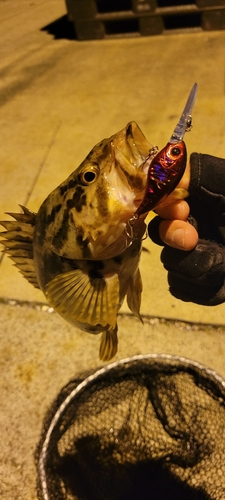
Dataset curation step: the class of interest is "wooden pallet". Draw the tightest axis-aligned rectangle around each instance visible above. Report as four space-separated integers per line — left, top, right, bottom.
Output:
65 0 225 40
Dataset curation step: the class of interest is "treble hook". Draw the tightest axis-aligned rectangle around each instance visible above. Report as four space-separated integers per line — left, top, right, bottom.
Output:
125 214 148 246
125 214 138 242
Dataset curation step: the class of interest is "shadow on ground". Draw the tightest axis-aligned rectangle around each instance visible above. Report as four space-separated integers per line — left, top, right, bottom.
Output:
41 15 76 40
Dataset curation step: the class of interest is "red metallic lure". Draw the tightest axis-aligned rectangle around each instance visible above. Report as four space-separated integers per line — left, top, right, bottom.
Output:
136 140 186 216
135 82 198 217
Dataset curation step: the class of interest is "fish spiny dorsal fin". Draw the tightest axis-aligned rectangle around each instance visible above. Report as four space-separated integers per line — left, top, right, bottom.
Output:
0 205 40 289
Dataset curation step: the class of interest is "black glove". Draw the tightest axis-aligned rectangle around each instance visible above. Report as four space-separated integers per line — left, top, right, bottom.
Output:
148 153 225 305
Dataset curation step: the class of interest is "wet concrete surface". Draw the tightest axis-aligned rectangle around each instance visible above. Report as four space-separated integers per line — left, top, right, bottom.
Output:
1 1 225 498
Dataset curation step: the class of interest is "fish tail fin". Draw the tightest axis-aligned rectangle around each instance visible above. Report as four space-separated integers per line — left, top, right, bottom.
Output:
0 205 40 289
99 326 118 362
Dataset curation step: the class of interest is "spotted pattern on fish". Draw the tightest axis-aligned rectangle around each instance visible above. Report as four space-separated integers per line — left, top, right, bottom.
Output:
88 266 104 281
0 120 187 361
118 168 146 191
59 178 77 197
35 203 47 247
67 186 87 213
96 184 109 219
52 208 70 251
113 255 122 265
46 204 62 225
72 225 92 259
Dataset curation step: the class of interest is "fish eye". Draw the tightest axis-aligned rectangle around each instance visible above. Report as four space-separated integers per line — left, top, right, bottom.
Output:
83 171 96 182
171 147 181 157
80 166 99 185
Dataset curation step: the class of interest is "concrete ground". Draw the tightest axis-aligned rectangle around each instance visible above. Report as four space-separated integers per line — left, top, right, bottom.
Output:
1 1 225 498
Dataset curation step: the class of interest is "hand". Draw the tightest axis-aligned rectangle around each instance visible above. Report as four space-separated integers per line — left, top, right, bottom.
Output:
152 162 198 251
148 153 225 305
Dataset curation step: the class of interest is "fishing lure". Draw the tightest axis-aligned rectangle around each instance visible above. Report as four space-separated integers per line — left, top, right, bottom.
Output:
135 82 198 217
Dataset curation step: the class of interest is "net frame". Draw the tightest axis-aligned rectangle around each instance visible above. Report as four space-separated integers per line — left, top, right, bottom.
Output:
36 353 225 500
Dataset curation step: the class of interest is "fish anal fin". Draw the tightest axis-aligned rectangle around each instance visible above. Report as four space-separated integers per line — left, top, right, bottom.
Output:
99 327 118 361
46 269 120 330
126 267 143 321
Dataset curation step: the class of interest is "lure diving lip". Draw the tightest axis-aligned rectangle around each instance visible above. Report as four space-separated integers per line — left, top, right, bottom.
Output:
170 82 198 144
135 82 198 217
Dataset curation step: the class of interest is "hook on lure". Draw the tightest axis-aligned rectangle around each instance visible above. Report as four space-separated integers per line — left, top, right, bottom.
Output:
134 83 198 218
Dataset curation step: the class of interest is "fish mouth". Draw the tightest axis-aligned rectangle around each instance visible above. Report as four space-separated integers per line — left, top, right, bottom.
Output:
111 121 153 214
123 124 159 211
113 121 153 171
126 121 153 162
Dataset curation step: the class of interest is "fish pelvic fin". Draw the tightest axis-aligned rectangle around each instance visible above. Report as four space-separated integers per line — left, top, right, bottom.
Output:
45 269 120 330
99 326 118 362
0 205 39 289
126 267 143 322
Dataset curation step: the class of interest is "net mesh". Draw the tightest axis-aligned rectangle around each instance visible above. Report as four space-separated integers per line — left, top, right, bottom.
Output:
36 354 225 500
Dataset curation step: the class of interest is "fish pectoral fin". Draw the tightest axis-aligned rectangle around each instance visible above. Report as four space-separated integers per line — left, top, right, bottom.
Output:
126 268 143 321
99 326 118 361
45 269 120 329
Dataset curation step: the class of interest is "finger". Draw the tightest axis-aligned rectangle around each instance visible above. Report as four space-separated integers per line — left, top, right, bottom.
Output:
155 200 190 221
154 162 191 211
159 219 198 250
154 189 188 211
176 161 190 191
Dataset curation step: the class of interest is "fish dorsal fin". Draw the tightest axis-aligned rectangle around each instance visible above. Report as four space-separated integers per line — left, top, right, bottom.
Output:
126 267 143 321
0 205 39 289
46 269 120 329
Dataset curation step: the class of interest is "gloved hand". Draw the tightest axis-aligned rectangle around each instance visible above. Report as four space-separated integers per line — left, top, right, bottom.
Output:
148 153 225 305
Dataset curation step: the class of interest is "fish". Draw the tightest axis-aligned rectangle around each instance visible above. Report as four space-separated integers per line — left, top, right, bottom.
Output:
0 85 197 361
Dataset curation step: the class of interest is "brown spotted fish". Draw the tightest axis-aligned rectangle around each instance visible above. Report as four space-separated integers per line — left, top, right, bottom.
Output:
0 86 197 361
1 122 151 361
